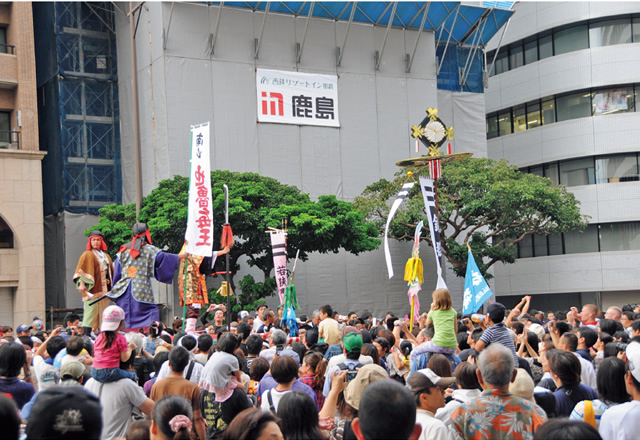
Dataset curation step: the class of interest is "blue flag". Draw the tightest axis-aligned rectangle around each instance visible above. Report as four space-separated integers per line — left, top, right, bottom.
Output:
463 248 493 315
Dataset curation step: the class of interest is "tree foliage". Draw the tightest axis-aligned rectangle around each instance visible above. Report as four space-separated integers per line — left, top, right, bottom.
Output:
88 171 380 309
353 158 588 279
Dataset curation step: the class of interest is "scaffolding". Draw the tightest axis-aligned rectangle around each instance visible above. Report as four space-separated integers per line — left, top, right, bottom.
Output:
37 2 121 214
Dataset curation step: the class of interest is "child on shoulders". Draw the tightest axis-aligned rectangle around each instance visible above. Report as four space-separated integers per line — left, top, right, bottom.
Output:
91 305 138 383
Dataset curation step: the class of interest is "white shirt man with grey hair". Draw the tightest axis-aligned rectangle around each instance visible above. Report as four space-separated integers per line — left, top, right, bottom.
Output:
450 344 547 440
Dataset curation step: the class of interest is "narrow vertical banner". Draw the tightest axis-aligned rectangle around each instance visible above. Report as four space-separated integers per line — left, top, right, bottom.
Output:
270 231 288 303
185 122 214 257
419 177 447 289
384 182 415 279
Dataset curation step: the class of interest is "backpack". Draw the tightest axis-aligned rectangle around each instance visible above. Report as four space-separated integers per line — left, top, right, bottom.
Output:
337 361 363 382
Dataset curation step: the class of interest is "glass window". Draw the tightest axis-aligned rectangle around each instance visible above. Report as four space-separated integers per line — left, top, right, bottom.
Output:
541 97 555 125
530 166 543 177
595 154 639 183
599 222 640 252
524 39 538 65
509 43 524 70
548 233 563 255
534 234 548 257
513 105 526 133
554 25 588 55
0 28 6 54
539 34 553 59
518 235 533 258
544 163 559 186
494 51 509 75
589 19 632 47
498 110 512 136
633 18 640 42
487 114 499 139
526 101 541 129
0 217 13 248
564 224 599 254
556 92 592 122
593 87 635 115
559 157 595 186
0 111 10 149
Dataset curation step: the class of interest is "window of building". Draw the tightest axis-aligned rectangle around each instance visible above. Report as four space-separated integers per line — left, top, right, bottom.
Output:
541 97 556 125
552 25 589 55
548 234 563 255
494 51 509 75
593 86 635 115
589 18 632 47
538 33 553 59
0 217 13 248
518 235 533 258
526 101 541 129
498 110 512 136
0 28 6 54
509 43 524 70
556 91 592 122
599 222 640 251
0 111 10 149
595 154 639 183
530 165 543 177
633 17 640 42
513 105 526 133
564 224 599 254
524 39 538 65
544 163 560 186
559 157 595 187
486 114 499 139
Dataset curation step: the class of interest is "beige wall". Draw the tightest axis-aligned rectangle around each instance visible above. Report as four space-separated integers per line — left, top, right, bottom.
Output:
0 2 45 328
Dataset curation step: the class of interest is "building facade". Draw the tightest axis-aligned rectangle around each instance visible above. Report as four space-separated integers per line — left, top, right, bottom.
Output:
0 2 46 328
485 1 640 311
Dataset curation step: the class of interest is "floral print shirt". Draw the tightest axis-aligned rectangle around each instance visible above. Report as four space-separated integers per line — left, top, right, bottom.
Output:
450 388 547 440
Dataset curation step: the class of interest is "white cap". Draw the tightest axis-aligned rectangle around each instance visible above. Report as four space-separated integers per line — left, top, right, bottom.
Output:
627 341 640 383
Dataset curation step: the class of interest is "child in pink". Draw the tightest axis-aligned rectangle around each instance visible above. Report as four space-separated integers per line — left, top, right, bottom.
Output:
91 305 138 383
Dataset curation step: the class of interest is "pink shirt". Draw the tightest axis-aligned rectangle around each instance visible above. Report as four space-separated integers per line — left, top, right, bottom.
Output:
93 332 128 369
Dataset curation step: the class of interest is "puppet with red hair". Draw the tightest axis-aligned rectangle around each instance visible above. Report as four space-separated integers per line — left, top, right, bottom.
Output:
73 230 114 335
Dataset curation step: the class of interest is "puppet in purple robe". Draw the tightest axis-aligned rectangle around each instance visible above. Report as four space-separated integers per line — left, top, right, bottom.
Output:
107 223 184 329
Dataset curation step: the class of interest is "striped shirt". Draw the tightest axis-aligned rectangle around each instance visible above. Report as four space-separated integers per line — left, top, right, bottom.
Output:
479 323 518 363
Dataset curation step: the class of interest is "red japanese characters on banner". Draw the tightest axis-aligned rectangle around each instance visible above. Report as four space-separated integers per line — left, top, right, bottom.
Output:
185 122 214 257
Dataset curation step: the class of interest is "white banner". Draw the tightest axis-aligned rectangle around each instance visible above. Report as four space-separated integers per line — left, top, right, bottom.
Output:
270 231 288 304
256 68 339 127
384 182 414 279
419 177 448 290
185 122 214 257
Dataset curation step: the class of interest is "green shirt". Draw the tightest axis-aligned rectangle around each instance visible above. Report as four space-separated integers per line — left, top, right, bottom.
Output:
427 308 457 348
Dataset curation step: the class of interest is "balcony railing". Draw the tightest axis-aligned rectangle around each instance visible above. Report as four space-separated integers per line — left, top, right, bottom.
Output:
0 130 21 149
0 44 15 55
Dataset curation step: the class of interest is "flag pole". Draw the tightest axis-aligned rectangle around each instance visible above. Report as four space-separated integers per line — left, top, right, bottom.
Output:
223 184 231 331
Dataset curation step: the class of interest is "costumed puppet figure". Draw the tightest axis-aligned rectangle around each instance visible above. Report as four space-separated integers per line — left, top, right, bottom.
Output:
178 244 231 334
73 230 114 336
107 223 185 329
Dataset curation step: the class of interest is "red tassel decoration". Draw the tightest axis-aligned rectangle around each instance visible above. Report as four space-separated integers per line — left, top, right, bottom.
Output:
220 224 234 248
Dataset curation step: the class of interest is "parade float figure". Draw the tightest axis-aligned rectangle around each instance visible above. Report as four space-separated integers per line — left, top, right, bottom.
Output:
74 230 114 335
178 244 231 333
107 223 184 329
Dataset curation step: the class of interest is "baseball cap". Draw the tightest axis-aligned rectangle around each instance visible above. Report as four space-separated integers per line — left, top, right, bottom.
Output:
509 368 534 402
414 368 456 388
101 305 125 332
238 311 249 320
25 386 102 439
343 364 389 410
342 332 363 352
60 361 85 381
17 324 32 333
32 319 45 332
487 302 506 323
528 323 545 341
627 341 640 383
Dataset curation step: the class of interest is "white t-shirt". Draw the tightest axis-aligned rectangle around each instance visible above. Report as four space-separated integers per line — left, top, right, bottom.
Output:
260 388 291 413
415 409 448 440
33 355 59 391
600 400 640 440
326 353 373 372
435 389 482 427
573 352 597 390
84 377 147 440
156 359 203 385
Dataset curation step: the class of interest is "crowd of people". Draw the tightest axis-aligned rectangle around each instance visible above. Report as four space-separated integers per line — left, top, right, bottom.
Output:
1 293 640 440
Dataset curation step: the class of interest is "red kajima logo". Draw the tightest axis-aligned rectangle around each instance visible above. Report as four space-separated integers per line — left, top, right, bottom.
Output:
261 91 284 116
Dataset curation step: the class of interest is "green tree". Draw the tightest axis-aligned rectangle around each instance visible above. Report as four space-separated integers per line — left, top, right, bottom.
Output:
88 171 380 310
353 158 588 279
